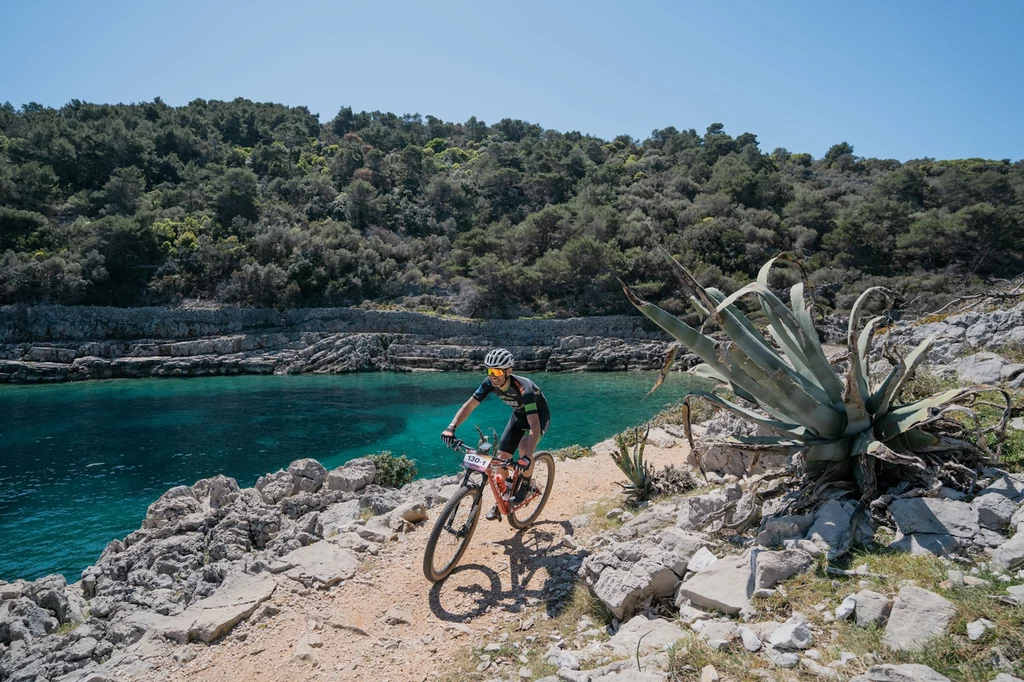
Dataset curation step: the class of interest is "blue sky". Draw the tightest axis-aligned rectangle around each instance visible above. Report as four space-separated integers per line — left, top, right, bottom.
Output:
2 0 1022 161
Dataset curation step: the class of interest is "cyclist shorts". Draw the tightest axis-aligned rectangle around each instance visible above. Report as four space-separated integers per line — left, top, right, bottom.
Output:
498 410 550 459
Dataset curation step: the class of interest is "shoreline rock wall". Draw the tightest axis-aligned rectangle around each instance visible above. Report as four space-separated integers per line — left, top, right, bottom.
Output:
0 305 688 383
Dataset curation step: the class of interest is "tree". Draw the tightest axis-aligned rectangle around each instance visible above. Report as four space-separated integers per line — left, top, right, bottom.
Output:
214 167 259 227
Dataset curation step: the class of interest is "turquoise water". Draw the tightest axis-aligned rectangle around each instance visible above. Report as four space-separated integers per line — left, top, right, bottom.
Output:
0 371 702 582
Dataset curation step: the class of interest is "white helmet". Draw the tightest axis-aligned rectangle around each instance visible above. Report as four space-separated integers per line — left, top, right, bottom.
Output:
484 348 514 369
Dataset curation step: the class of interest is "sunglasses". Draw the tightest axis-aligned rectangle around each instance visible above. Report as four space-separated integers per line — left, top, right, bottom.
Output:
487 368 507 377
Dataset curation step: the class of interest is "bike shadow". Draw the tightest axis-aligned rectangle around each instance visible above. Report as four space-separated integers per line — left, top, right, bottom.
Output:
427 519 587 623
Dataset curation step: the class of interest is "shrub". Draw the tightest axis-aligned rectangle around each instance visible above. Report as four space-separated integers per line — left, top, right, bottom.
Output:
551 444 593 461
610 426 655 505
368 451 417 488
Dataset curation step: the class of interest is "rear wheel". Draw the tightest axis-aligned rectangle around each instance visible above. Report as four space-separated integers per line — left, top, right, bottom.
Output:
508 452 555 529
422 486 483 582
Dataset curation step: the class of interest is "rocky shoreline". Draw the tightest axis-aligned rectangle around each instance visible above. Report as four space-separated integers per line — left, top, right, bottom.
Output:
3 303 1024 682
0 306 690 383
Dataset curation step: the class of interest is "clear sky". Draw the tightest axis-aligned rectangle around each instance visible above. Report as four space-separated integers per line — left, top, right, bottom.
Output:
2 0 1022 162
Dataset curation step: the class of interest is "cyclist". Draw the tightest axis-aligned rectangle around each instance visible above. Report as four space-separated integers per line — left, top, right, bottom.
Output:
440 348 551 520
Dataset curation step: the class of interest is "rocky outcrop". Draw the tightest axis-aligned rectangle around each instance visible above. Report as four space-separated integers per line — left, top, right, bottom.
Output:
882 302 1024 368
0 305 692 383
0 457 458 682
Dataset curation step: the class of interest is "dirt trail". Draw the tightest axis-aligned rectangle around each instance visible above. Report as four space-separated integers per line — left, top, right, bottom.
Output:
171 444 687 682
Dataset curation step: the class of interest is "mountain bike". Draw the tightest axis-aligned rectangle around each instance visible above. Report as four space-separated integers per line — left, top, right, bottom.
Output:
422 436 555 582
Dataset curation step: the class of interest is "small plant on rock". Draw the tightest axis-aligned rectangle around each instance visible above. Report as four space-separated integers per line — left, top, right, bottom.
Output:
611 425 656 505
368 451 417 488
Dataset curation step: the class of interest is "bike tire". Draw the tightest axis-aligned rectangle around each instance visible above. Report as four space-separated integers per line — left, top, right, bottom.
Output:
508 451 555 529
422 485 483 582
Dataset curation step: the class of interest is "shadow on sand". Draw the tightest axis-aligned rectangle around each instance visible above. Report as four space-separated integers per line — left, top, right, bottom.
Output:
427 519 587 623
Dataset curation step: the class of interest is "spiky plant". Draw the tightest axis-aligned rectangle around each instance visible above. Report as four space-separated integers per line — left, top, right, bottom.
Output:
622 252 1010 506
611 426 656 505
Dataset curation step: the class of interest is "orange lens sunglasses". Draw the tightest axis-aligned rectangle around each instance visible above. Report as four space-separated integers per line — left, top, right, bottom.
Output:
487 367 506 377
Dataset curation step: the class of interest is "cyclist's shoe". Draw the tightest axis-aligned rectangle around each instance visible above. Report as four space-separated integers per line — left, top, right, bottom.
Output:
485 504 501 521
511 478 534 505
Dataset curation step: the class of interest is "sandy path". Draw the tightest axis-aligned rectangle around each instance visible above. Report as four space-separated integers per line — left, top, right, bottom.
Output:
171 443 688 682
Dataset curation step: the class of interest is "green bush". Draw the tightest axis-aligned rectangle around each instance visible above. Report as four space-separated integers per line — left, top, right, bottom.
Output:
552 444 593 461
368 451 417 488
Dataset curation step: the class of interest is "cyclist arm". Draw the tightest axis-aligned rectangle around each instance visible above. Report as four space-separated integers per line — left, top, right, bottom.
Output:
447 397 480 431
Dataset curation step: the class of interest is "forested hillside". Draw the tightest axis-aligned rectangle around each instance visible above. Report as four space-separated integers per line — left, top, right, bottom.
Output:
1 98 1021 317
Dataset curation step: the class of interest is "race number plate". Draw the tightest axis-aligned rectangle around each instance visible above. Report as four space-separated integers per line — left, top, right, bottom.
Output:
462 452 490 473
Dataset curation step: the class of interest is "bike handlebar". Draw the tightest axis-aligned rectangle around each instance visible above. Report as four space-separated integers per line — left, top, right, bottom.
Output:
446 440 516 467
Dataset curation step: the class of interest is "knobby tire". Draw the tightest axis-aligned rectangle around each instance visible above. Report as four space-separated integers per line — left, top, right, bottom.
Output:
507 451 555 530
422 485 482 582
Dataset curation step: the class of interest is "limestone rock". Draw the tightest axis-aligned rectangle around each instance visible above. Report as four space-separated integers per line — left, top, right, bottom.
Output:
142 486 202 529
991 533 1024 571
605 615 687 656
881 586 956 652
675 551 753 615
326 459 376 493
162 572 276 644
850 664 951 681
280 543 359 588
288 459 327 494
582 528 706 620
768 616 813 650
973 493 1018 530
852 590 891 628
805 500 855 558
889 498 979 539
754 549 813 590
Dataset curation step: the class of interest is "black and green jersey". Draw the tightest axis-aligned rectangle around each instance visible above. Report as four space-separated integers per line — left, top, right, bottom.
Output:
472 374 549 420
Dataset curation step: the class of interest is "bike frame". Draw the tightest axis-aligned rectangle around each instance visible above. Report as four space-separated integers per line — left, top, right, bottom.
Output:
455 444 539 518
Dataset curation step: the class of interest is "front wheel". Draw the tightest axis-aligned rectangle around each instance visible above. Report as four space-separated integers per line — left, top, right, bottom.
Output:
423 485 483 582
508 452 555 529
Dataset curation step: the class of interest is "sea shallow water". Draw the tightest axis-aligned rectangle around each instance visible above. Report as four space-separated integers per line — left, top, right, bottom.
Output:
0 370 703 581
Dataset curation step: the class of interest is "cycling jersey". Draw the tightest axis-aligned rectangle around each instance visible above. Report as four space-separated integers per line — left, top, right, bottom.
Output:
472 374 549 419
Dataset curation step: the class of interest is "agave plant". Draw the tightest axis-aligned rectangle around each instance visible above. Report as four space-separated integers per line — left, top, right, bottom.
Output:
622 251 1010 505
611 426 656 505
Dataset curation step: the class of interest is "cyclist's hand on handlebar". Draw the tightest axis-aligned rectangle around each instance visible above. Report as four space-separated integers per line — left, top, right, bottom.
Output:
440 428 458 447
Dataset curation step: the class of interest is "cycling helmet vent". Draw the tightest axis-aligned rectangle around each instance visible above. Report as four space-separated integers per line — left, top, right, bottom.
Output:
484 348 514 369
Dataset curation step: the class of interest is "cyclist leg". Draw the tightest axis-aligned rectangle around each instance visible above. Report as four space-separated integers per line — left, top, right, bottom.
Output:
517 413 550 477
486 415 525 520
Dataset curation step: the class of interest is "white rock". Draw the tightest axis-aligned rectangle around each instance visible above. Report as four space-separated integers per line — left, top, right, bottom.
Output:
966 618 993 641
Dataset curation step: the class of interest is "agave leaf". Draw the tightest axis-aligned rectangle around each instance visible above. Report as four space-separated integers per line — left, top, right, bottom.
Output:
691 363 728 383
867 335 936 416
722 339 846 437
679 397 694 448
873 387 982 442
845 288 893 434
704 286 834 407
687 390 809 439
690 364 762 404
755 256 821 385
886 428 940 452
857 315 885 387
659 246 726 328
620 279 807 423
715 280 847 409
644 344 679 400
865 439 927 471
806 439 853 462
690 295 710 320
719 434 808 451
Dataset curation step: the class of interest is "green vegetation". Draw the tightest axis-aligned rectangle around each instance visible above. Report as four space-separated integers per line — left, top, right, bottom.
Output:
550 444 594 461
611 427 657 504
623 254 1011 501
1 99 1022 315
367 450 417 488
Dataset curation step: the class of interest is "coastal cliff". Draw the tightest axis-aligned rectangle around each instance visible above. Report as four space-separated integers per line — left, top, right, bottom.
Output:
0 306 690 383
